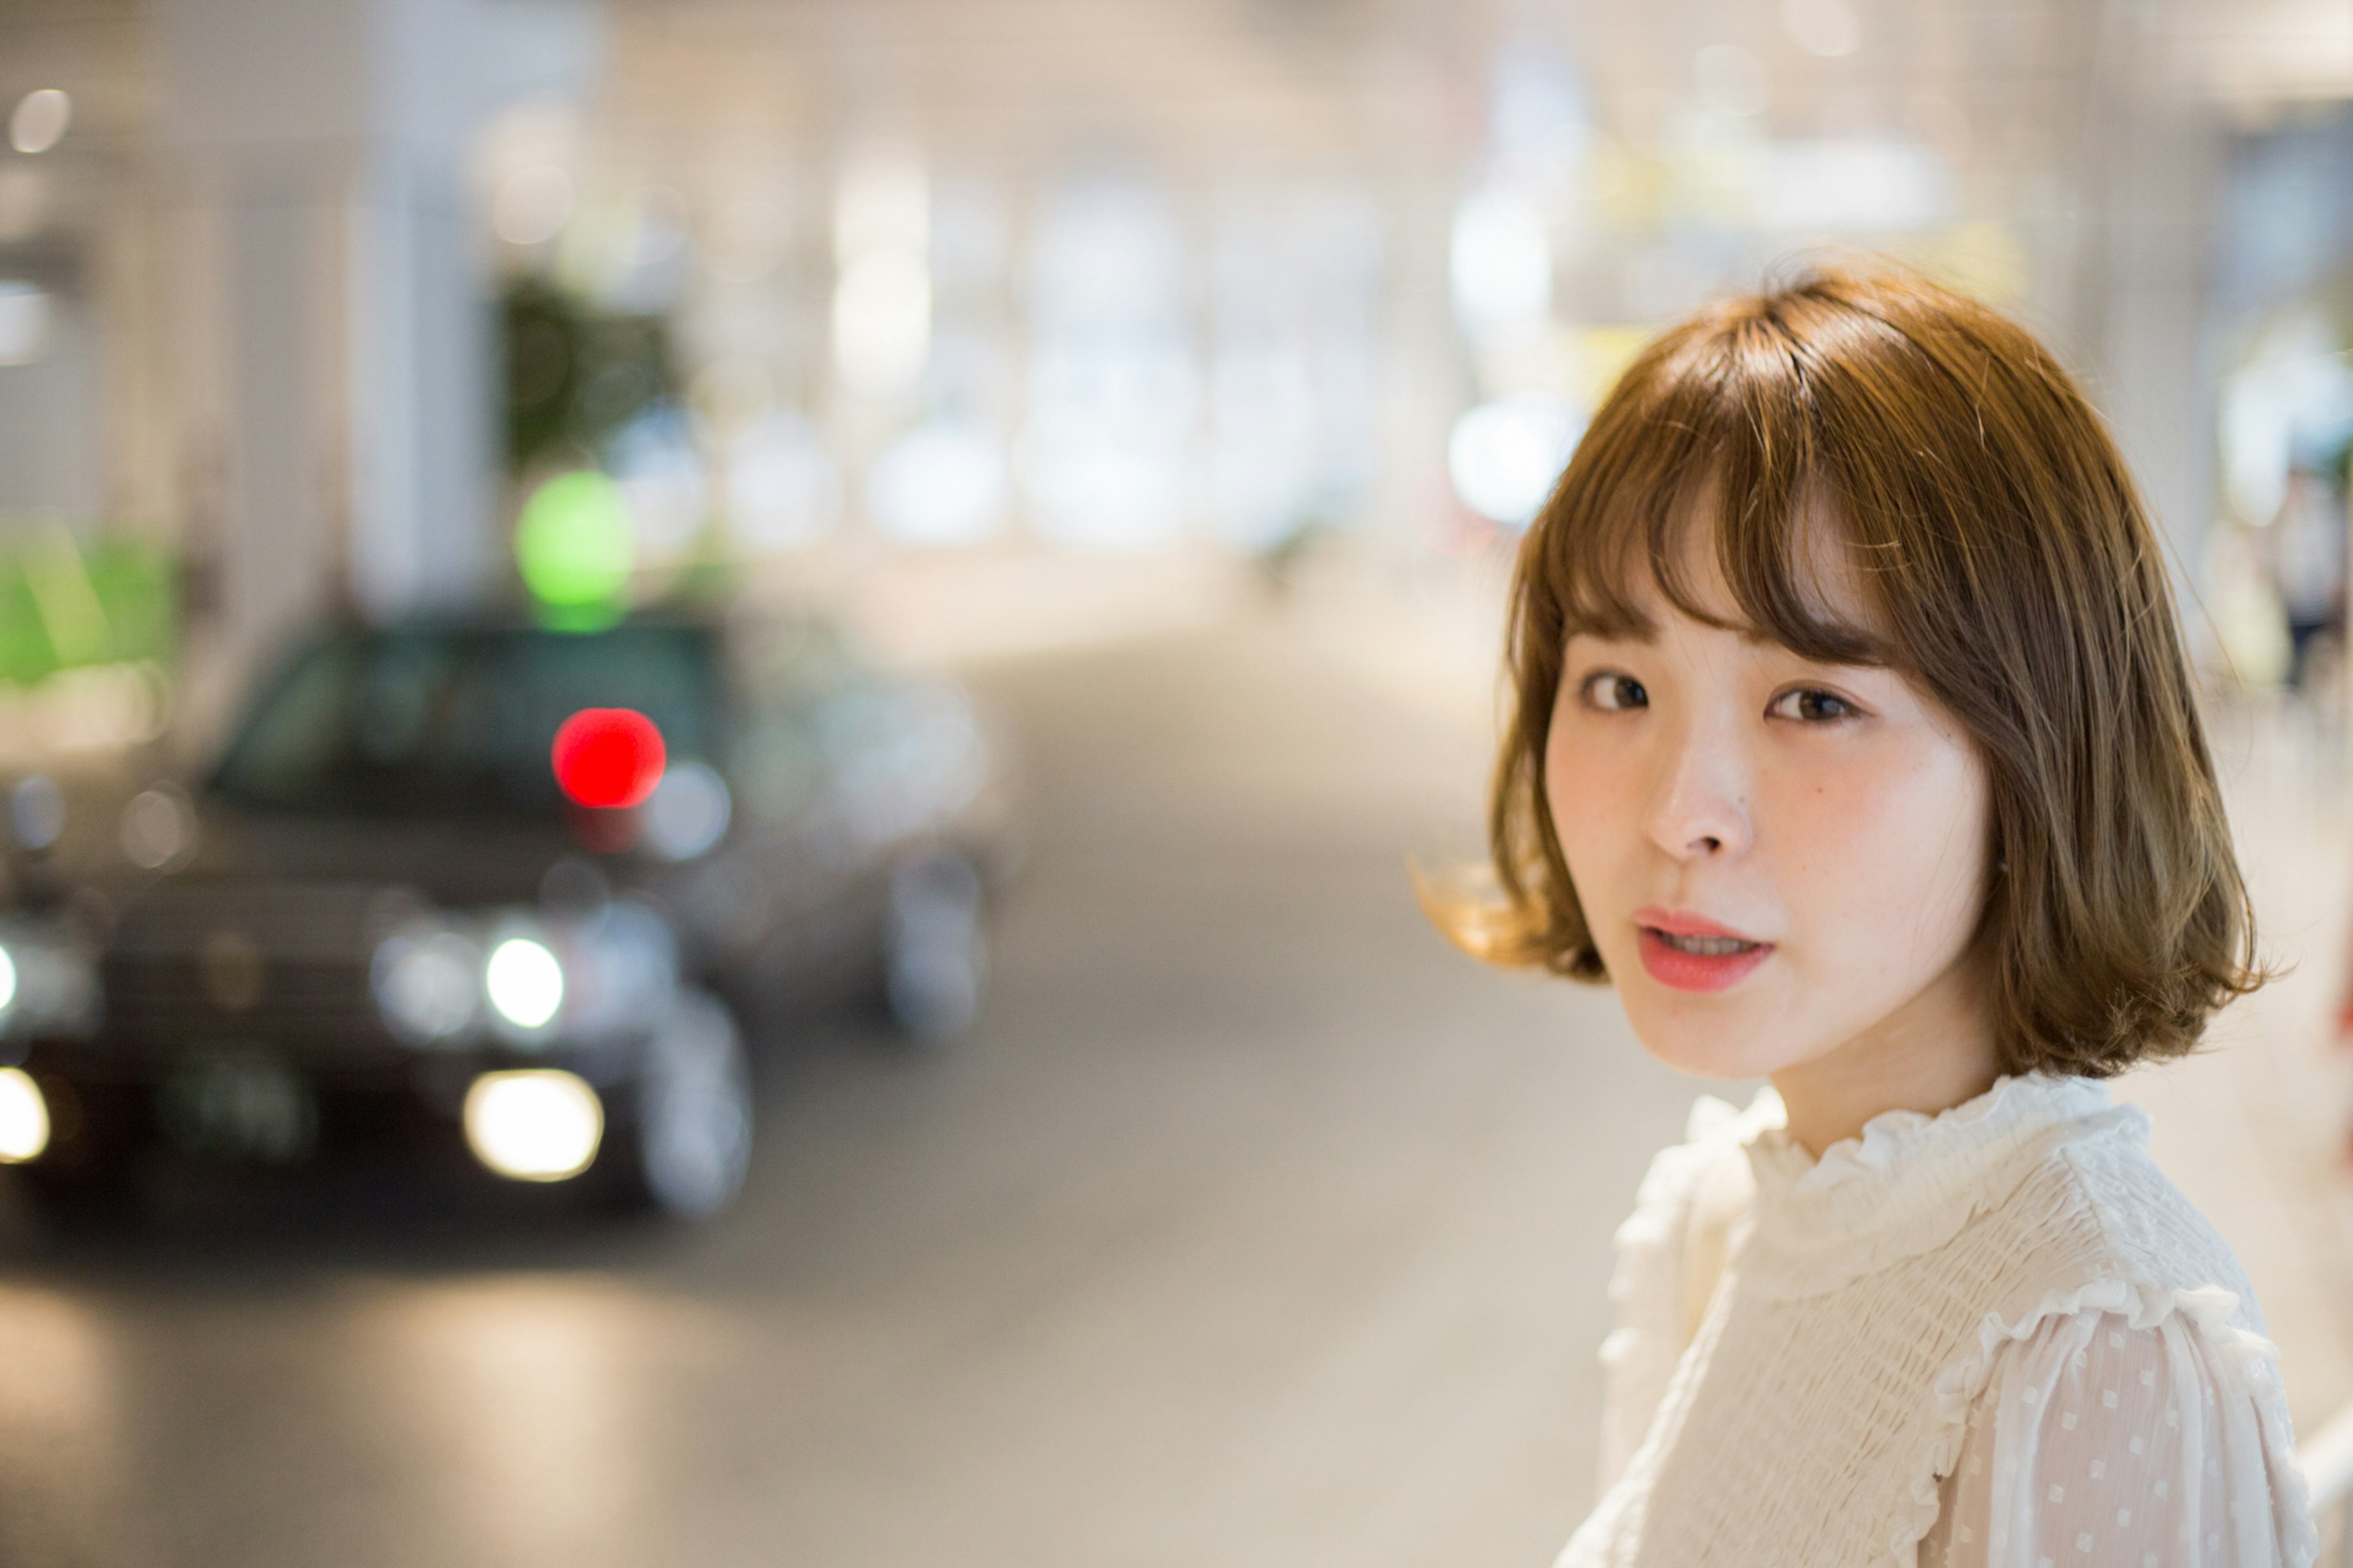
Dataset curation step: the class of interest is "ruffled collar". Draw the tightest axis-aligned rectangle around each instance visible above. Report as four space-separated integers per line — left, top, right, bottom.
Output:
1720 1069 2145 1297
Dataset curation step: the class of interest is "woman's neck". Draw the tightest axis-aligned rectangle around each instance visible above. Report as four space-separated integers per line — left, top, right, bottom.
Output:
1767 963 2003 1161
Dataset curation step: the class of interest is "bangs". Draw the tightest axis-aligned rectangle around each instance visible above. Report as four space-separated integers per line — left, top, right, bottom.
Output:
1537 306 1903 670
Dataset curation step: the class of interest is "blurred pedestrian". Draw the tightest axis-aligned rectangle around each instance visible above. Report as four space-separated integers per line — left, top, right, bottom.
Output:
1433 266 2313 1566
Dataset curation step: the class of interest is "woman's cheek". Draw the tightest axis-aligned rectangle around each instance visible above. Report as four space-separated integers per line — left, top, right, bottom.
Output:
1546 748 1626 917
1773 741 1986 953
1548 728 1631 836
1754 748 1890 914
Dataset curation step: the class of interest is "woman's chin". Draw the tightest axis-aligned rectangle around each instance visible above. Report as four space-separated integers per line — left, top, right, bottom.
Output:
1621 996 1795 1081
1637 1040 1779 1081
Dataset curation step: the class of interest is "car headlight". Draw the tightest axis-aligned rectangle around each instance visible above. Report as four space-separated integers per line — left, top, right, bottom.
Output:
371 926 482 1043
0 920 99 1039
0 1067 47 1162
485 937 564 1031
464 1070 601 1180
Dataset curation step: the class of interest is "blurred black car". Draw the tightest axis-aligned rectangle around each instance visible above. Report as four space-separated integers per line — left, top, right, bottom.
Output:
0 605 1015 1219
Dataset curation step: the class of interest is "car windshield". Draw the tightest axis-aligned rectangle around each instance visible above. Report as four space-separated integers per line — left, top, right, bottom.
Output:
211 623 721 819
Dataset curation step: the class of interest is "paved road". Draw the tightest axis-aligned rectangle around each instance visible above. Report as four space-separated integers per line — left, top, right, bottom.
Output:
0 615 1702 1568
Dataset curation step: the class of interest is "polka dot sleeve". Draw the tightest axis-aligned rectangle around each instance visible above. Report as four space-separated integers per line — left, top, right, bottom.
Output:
1917 1306 2308 1567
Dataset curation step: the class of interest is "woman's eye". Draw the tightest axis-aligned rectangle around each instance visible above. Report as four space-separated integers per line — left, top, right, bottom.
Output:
1768 687 1858 722
1581 673 1648 712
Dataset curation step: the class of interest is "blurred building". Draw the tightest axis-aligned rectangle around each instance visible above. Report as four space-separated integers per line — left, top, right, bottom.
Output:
3 0 2353 730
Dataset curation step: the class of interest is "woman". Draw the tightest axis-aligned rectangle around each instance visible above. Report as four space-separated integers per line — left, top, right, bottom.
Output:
1437 265 2316 1566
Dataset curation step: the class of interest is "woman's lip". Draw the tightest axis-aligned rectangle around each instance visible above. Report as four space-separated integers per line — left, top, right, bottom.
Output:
1629 905 1761 942
1635 927 1773 993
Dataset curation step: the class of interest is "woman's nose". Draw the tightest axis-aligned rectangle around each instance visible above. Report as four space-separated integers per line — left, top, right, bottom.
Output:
1643 719 1753 861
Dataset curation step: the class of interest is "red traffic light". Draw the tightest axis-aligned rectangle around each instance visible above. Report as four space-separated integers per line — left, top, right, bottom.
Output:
551 708 666 809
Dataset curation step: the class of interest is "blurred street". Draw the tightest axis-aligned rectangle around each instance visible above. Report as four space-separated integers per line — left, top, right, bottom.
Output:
0 599 1697 1568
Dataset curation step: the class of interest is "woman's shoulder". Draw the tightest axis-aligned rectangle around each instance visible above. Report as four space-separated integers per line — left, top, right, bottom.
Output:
2014 1104 2262 1308
1961 1102 2275 1362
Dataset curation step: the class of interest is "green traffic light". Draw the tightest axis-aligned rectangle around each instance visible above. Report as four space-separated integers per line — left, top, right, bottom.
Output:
515 471 634 622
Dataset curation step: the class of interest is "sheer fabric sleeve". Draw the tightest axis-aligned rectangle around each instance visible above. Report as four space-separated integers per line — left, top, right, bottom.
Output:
1918 1303 2311 1567
1593 1095 1760 1500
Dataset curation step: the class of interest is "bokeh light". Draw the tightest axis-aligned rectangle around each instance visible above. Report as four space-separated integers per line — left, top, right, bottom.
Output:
551 707 666 809
1450 190 1552 333
833 249 932 400
463 1070 600 1180
515 471 635 618
494 165 575 246
7 90 69 156
866 417 1007 547
1448 395 1584 527
483 940 566 1032
0 1068 47 1163
119 787 196 871
832 147 932 400
643 760 732 860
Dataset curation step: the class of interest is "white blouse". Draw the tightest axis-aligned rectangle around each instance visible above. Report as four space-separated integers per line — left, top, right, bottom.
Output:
1572 1071 2315 1568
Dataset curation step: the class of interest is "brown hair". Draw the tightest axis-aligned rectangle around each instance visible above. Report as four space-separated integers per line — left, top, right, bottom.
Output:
1440 263 2261 1077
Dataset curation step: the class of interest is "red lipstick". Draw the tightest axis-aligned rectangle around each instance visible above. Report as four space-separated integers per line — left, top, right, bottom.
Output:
1631 907 1773 993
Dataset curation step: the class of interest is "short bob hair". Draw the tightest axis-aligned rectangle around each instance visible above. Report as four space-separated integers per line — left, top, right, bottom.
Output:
1445 263 2261 1078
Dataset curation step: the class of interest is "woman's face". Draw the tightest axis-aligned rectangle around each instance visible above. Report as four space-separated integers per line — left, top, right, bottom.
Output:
1543 544 1995 1082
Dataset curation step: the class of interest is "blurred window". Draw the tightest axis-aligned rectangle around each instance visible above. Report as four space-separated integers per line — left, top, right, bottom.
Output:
213 624 719 819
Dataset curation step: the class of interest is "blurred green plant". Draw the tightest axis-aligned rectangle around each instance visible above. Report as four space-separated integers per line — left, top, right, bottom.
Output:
0 531 175 684
502 277 681 477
